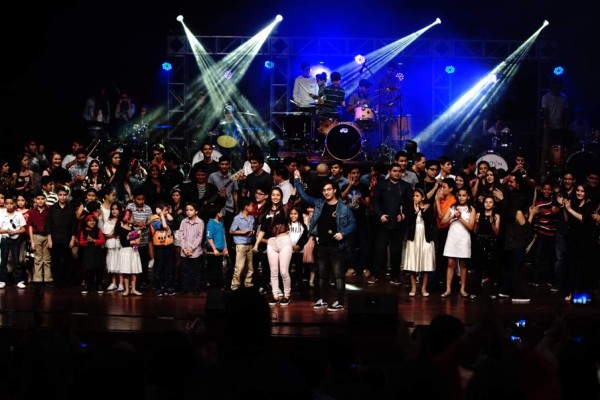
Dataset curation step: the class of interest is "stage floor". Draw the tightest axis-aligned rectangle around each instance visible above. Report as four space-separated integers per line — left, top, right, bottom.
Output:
1 274 599 344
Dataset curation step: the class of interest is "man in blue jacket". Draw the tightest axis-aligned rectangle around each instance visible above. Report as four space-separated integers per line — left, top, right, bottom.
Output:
294 171 356 311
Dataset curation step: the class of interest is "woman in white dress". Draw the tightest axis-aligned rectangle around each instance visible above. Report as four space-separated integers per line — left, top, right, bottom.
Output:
103 201 123 292
402 189 436 296
439 187 476 298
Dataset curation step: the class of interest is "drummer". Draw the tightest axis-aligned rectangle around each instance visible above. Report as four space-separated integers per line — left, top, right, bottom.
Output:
346 79 376 127
218 104 246 147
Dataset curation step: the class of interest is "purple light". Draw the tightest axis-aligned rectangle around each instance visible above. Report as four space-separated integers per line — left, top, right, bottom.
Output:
224 70 233 80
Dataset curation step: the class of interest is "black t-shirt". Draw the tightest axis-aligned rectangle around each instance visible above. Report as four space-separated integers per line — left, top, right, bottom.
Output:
317 202 338 246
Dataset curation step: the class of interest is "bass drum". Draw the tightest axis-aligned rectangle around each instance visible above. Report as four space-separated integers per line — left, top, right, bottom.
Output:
325 122 363 161
477 151 509 172
566 151 600 183
191 146 223 166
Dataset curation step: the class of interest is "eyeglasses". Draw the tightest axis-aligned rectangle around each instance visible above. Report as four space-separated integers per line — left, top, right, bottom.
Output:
322 187 334 192
428 167 438 171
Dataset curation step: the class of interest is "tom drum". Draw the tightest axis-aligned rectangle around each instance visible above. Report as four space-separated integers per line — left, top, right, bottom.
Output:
325 122 363 161
318 117 339 135
477 151 509 172
354 105 376 129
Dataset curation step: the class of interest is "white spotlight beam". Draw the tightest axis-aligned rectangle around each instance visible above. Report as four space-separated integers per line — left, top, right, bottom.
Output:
417 20 550 145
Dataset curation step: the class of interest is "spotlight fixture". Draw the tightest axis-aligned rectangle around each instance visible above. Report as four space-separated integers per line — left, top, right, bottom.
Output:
224 70 233 80
445 65 455 74
553 66 564 76
396 72 405 81
275 14 283 22
435 18 441 24
176 15 184 22
162 62 173 71
264 60 275 69
354 54 366 65
543 20 549 26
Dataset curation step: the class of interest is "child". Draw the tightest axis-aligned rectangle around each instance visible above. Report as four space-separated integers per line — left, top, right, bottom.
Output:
402 188 436 296
15 194 31 280
229 197 255 290
440 187 476 297
179 202 204 294
40 175 58 207
205 206 228 289
149 201 175 296
302 207 317 287
103 201 124 291
79 213 106 294
288 207 308 292
472 195 501 298
117 208 143 296
0 196 27 288
28 191 52 283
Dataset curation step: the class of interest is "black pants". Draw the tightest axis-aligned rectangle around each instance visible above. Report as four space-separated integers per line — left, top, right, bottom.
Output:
317 244 345 304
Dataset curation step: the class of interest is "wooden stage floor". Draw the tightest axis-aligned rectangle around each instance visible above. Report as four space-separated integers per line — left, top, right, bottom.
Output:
2 273 599 347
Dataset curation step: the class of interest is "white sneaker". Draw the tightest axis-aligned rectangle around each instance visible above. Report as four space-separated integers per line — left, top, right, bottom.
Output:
17 281 27 289
148 260 154 269
0 282 6 289
117 284 124 292
106 283 117 291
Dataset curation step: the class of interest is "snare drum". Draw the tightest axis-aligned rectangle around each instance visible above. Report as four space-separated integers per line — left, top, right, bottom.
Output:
354 105 375 129
390 115 412 141
325 122 363 160
477 151 509 172
318 117 338 135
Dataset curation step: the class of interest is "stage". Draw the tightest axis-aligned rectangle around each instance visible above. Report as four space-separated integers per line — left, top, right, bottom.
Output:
1 272 599 351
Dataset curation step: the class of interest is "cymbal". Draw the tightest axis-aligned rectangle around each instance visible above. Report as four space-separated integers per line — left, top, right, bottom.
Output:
217 135 238 148
376 87 400 93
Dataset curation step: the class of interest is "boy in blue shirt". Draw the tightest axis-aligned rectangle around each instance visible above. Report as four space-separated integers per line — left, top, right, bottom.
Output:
206 206 228 289
229 197 255 290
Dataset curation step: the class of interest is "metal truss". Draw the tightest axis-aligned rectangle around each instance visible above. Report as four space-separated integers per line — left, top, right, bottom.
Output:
166 35 558 157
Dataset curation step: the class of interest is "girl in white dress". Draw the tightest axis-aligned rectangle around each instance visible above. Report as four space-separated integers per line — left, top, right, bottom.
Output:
117 208 143 296
440 187 476 298
402 189 436 296
103 201 123 292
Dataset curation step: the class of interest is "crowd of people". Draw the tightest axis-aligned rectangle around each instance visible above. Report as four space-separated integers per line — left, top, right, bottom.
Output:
1 128 599 311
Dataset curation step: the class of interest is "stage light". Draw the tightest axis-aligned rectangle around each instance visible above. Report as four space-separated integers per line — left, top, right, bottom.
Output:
264 60 275 69
224 70 233 79
355 54 366 65
162 62 172 71
435 18 441 24
396 72 405 81
275 14 283 22
543 20 549 26
176 15 184 22
553 65 564 75
445 65 455 74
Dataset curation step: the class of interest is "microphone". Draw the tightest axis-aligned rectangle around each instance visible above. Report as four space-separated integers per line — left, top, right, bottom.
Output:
359 61 366 74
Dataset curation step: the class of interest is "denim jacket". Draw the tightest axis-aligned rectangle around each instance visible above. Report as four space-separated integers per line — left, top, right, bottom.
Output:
294 179 357 249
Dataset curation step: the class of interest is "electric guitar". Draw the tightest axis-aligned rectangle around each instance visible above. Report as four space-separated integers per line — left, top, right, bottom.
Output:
206 169 245 205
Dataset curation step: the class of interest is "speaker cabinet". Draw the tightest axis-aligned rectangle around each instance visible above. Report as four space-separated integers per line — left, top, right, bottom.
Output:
347 292 398 328
205 289 232 317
